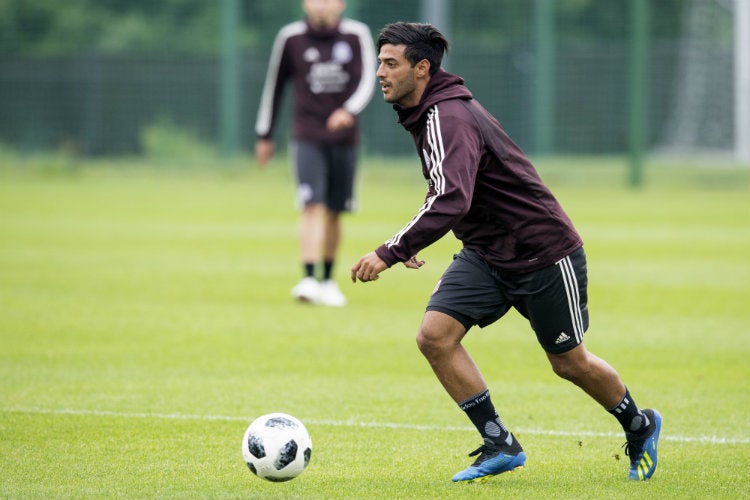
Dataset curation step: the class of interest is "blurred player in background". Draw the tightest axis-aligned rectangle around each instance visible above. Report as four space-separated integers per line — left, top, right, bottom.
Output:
255 0 375 306
351 22 661 483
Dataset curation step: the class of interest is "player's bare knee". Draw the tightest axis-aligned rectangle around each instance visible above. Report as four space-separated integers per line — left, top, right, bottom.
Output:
416 327 449 359
551 363 576 382
548 355 586 382
416 329 434 355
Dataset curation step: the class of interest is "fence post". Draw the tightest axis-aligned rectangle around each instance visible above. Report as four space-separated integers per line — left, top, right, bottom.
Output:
628 0 648 187
736 0 750 164
534 0 555 155
420 0 451 69
220 0 240 158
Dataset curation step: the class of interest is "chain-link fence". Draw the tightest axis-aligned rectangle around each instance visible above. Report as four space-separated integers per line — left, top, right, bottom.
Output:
0 0 737 158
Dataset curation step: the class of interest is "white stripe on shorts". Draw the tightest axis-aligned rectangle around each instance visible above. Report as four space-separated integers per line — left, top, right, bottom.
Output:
556 255 585 343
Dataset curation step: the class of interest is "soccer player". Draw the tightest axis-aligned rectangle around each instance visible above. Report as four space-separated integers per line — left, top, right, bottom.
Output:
351 22 661 482
255 0 375 306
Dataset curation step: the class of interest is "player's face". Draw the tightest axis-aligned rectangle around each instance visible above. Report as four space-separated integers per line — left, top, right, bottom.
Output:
376 44 420 107
303 0 345 28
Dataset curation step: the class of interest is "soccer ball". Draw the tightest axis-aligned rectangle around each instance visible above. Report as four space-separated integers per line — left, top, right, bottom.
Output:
241 413 312 482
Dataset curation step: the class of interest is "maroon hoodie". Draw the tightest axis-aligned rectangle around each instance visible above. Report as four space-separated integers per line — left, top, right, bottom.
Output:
255 18 376 145
374 70 582 273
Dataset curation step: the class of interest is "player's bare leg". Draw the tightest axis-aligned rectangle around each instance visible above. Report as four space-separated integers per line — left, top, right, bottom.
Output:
299 203 325 264
547 343 662 481
416 311 526 482
416 311 485 402
292 203 325 302
546 343 625 408
316 207 346 306
322 208 340 264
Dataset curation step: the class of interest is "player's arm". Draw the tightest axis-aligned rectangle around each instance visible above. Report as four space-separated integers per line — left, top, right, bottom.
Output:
375 111 482 267
255 139 275 167
254 26 294 165
351 251 386 283
329 21 376 133
326 108 355 131
341 20 376 117
351 253 424 283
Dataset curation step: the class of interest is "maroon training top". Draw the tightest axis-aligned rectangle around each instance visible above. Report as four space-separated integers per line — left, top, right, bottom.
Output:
255 17 376 146
375 70 582 273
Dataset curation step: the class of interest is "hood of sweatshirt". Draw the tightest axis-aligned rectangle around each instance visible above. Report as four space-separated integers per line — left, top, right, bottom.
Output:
394 69 473 132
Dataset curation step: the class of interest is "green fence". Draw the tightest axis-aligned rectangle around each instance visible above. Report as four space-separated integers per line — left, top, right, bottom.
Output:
0 0 735 158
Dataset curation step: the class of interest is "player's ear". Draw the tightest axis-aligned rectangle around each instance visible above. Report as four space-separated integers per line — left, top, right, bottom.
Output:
414 59 431 78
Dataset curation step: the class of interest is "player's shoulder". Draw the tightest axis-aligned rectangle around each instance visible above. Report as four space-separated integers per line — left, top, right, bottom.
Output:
426 99 482 134
275 20 308 42
338 18 372 37
433 97 475 117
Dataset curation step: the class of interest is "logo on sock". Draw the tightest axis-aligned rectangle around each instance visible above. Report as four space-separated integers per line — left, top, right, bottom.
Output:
485 421 502 437
629 415 643 432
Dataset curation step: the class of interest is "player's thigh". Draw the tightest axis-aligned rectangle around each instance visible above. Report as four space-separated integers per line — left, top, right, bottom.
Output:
426 248 512 331
417 310 469 349
293 141 327 206
515 248 589 354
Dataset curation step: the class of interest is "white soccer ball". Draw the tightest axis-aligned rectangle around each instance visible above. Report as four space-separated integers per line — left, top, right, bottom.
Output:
241 413 312 482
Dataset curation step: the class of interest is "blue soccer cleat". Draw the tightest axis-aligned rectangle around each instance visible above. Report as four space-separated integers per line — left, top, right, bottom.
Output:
624 408 662 480
452 435 526 483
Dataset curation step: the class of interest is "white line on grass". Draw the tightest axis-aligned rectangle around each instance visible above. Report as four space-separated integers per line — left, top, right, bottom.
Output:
6 406 749 445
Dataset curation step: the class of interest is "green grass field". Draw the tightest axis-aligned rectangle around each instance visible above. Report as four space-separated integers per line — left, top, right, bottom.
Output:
1 156 749 498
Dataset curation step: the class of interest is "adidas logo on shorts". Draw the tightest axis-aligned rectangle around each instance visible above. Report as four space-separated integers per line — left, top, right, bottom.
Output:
555 332 571 344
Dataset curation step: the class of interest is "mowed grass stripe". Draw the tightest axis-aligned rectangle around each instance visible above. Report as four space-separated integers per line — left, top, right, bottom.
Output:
5 407 748 445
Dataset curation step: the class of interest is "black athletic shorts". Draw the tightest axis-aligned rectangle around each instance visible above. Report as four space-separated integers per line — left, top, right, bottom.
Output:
293 140 357 213
426 247 589 354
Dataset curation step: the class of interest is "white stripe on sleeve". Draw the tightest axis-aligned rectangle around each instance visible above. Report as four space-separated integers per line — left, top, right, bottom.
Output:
340 19 376 115
255 21 306 137
386 107 446 249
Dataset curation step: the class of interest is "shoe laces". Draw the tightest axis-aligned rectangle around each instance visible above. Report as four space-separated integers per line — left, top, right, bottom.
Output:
622 439 642 462
467 442 500 466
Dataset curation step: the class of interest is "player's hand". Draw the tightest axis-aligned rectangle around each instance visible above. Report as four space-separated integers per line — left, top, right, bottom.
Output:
403 255 425 269
351 251 388 283
326 108 354 131
255 139 275 167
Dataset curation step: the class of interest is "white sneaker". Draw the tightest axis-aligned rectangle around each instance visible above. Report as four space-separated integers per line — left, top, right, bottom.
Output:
317 280 347 307
291 277 320 303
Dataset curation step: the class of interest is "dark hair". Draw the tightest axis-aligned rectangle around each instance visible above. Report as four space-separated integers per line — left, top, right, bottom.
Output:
377 22 449 76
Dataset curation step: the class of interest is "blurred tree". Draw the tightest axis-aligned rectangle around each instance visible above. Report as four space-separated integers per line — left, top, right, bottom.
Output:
245 1 304 50
0 0 693 56
0 0 222 55
451 0 533 46
557 0 683 41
